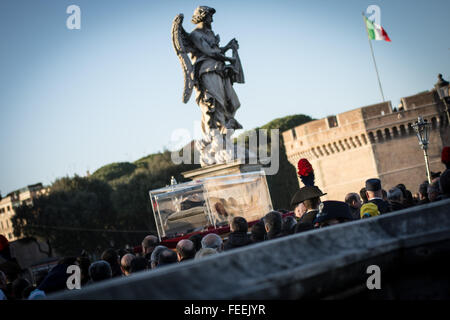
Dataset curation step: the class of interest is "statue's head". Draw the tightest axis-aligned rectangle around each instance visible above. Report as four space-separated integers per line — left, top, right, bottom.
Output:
191 6 216 24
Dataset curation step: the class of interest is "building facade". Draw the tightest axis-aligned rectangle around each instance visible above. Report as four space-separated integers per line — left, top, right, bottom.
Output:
283 88 450 201
0 183 49 241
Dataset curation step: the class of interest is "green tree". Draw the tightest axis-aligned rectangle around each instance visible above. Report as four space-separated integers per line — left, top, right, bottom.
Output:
12 176 117 257
237 114 313 210
91 162 137 182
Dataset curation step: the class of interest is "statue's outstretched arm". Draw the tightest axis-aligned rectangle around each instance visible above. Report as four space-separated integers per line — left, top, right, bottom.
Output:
191 32 234 63
220 38 238 53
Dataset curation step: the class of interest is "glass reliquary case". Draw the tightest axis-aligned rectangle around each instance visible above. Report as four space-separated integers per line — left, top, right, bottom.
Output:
149 170 273 241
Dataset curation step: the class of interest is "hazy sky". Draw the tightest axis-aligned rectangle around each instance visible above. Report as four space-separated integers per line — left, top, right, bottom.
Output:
1 0 449 195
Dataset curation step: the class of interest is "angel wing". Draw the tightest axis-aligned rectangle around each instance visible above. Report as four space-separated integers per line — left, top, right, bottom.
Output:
171 14 195 104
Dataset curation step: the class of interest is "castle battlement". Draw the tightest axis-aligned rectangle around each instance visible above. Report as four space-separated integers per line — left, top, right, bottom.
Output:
283 88 450 202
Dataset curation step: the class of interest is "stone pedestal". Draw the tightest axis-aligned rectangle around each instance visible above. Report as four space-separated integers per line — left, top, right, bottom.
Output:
182 159 262 181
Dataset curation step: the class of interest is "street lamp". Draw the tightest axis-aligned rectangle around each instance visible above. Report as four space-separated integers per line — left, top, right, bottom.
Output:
412 117 432 183
434 74 450 125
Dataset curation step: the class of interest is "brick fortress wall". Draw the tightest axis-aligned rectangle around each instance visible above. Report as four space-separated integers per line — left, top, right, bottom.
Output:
283 88 450 201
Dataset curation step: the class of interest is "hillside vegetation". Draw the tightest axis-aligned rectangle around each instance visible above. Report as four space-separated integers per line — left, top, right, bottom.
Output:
13 114 312 256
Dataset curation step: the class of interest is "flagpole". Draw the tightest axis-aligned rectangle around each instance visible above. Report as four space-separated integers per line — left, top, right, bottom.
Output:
362 12 386 102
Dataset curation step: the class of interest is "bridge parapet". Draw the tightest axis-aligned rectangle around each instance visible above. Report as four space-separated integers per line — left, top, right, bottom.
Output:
51 199 450 299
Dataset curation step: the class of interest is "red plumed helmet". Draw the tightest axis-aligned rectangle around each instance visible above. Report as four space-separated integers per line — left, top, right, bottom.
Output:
442 146 450 164
297 158 313 177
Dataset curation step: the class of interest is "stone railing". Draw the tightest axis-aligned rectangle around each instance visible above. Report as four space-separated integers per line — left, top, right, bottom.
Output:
50 199 450 299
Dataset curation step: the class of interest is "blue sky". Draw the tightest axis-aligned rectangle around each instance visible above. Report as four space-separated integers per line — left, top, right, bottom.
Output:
0 0 449 194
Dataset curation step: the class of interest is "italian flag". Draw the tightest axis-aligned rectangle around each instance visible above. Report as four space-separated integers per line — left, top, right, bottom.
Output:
364 16 391 42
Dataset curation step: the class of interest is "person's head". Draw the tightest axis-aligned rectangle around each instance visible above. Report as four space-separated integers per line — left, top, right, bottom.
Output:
431 172 441 180
141 235 159 256
382 189 388 201
290 186 326 211
250 220 266 242
214 202 228 218
395 184 412 205
303 197 321 211
360 203 380 219
344 193 362 209
76 255 91 285
101 248 118 265
404 189 414 207
263 211 282 238
387 187 403 204
439 169 450 196
157 249 178 267
120 253 135 276
12 278 30 300
101 248 122 277
230 216 248 233
419 182 429 200
88 260 112 282
428 179 441 202
313 201 353 227
365 179 383 199
176 239 196 261
201 233 223 252
396 184 406 195
191 6 215 25
194 248 218 259
150 245 168 269
294 202 306 218
359 187 368 204
130 256 149 273
281 216 297 235
189 234 203 252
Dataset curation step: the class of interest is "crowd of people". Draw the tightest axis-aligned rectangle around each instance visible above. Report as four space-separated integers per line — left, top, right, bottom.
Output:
1 147 449 300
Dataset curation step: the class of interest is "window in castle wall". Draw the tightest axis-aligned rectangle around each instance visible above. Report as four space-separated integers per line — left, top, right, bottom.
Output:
407 123 415 135
349 137 357 148
333 142 340 152
392 127 399 138
361 134 368 145
376 130 384 142
344 139 351 149
355 136 362 146
328 143 335 153
400 125 407 136
384 128 391 140
327 116 339 128
291 128 297 140
323 145 330 155
431 117 437 130
339 141 345 151
317 146 324 156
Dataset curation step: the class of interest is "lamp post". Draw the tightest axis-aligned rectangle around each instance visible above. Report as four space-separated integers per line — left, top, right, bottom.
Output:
412 117 432 183
434 74 450 125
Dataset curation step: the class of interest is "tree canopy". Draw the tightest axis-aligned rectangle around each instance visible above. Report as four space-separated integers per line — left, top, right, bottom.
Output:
12 114 312 257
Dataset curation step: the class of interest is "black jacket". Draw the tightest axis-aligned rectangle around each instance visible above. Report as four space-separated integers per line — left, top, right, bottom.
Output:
349 206 360 220
369 198 391 214
389 201 406 212
295 210 319 233
224 232 252 250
